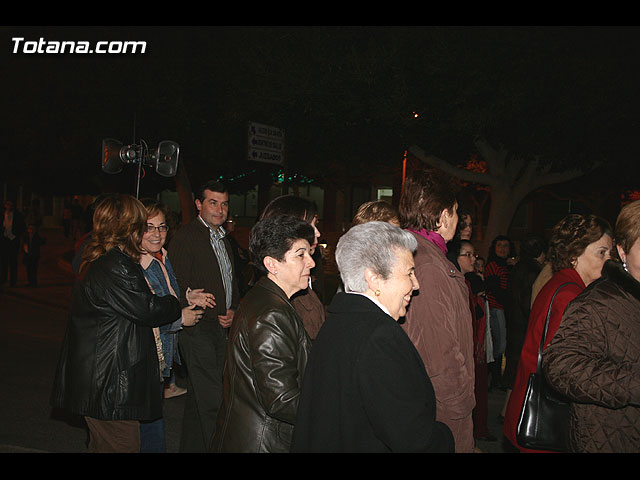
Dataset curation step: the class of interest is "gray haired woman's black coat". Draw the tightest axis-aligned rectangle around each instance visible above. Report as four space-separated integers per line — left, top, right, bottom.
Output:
291 292 454 452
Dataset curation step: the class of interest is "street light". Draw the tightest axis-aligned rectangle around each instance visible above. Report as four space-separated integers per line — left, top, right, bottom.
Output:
101 138 180 197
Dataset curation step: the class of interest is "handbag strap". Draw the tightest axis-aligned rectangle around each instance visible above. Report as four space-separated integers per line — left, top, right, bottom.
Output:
536 282 579 373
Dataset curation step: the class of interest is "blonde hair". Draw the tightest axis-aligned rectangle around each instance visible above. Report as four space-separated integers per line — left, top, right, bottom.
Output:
80 194 147 274
352 200 399 226
615 199 640 255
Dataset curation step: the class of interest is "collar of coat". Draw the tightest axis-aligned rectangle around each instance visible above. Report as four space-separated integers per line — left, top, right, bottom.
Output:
600 259 640 303
256 275 292 302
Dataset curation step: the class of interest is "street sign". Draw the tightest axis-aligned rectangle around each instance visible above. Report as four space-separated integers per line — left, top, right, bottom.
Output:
248 122 285 165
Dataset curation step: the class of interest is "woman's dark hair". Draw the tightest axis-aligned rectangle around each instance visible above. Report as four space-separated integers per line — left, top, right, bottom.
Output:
259 195 317 224
488 235 516 262
519 233 547 261
399 168 459 231
249 215 315 274
547 214 612 272
446 239 474 272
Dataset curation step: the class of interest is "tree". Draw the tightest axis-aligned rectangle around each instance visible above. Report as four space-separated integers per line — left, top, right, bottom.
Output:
398 26 640 253
408 139 587 254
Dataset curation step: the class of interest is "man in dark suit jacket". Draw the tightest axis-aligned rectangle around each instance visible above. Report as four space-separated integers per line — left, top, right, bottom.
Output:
169 181 239 452
1 200 26 287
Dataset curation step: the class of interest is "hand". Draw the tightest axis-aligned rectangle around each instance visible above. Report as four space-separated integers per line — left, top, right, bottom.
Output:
181 304 203 327
186 288 216 309
218 309 235 328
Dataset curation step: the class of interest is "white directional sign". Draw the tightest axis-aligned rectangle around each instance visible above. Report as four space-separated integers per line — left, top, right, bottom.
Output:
248 122 285 165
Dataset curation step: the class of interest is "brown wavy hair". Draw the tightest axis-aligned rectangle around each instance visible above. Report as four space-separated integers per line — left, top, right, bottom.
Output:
547 214 612 273
79 194 148 274
352 200 399 226
399 168 459 231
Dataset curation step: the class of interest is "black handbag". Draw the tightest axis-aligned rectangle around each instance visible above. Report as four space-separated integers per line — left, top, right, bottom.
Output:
516 282 577 452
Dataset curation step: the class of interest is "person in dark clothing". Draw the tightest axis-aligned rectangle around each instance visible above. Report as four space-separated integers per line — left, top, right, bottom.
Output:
50 194 181 452
1 200 26 287
211 215 315 453
169 180 240 452
22 223 46 287
448 239 494 442
224 214 251 298
484 235 517 390
500 234 546 421
292 222 454 452
503 234 547 389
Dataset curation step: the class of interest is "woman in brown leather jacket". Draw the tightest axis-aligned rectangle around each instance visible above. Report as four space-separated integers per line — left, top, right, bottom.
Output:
211 215 315 452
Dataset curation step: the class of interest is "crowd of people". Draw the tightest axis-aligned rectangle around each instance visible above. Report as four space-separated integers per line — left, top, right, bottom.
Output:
48 168 640 453
1 199 46 288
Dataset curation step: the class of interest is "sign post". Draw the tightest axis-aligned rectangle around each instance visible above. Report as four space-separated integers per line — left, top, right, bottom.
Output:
248 122 285 165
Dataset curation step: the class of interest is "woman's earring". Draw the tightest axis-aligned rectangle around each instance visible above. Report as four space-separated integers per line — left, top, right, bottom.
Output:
623 262 628 272
375 289 381 297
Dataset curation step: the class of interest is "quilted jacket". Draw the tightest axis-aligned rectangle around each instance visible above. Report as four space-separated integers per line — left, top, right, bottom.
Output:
543 260 640 453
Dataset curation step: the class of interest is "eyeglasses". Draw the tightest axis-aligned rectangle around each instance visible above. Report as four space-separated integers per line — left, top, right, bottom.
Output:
459 252 477 259
146 225 169 233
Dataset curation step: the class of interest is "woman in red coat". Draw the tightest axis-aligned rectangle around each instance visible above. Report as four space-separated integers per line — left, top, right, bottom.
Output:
502 214 612 452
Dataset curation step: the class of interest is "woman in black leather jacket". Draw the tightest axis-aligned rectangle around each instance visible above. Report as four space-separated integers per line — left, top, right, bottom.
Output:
211 215 315 452
50 194 181 452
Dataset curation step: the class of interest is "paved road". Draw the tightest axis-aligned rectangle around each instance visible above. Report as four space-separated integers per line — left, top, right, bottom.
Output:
0 226 509 453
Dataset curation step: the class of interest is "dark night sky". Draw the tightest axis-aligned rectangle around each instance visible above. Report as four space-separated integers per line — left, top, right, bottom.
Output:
3 26 640 196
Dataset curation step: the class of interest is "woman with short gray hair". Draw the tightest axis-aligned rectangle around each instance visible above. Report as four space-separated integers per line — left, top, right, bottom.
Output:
292 221 454 452
337 220 417 296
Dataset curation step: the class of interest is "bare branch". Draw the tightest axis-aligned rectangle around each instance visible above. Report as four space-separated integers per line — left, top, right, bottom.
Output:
533 168 586 188
473 136 508 176
408 144 497 186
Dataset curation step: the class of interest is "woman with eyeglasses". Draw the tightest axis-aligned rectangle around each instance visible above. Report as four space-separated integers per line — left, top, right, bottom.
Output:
448 240 494 444
138 199 216 452
50 194 182 452
484 235 517 391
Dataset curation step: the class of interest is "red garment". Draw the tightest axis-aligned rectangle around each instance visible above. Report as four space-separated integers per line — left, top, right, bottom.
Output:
485 260 509 309
466 279 489 438
502 268 585 452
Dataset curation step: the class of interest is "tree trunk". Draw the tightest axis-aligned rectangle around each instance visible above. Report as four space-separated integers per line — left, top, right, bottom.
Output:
480 187 526 258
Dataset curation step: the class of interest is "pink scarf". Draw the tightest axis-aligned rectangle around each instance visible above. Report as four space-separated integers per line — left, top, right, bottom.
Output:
409 228 448 254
